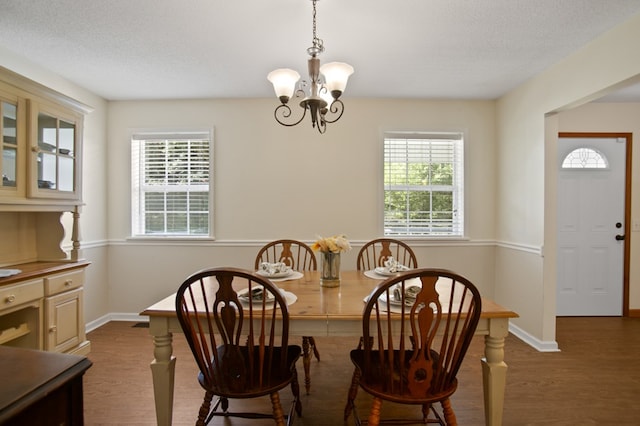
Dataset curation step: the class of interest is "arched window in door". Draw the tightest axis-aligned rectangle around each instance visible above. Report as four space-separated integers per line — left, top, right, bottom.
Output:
561 147 609 169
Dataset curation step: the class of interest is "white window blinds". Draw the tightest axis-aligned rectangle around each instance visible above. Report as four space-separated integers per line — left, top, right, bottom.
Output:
131 131 212 237
383 132 464 237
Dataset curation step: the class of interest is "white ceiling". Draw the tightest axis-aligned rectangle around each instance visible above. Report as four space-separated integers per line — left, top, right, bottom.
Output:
1 0 640 102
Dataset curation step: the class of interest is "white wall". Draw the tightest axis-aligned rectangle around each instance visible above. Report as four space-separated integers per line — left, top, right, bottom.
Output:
106 98 498 314
495 12 640 347
107 99 496 241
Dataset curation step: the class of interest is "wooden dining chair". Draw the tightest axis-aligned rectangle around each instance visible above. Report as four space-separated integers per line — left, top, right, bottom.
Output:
347 238 419 417
175 267 302 426
255 239 319 395
356 238 418 271
344 268 482 425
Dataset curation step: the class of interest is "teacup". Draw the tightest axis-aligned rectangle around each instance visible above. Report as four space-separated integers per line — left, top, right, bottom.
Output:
384 257 399 273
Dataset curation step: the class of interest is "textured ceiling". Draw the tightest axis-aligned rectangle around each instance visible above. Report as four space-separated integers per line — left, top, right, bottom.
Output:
1 0 639 101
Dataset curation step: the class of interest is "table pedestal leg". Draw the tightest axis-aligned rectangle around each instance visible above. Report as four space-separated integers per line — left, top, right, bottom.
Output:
481 318 508 426
150 330 176 426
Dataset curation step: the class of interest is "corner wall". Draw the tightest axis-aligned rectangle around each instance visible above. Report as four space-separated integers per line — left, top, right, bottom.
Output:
495 12 640 346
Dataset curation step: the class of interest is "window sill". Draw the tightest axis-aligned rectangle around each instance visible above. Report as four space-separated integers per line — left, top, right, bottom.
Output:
126 235 216 243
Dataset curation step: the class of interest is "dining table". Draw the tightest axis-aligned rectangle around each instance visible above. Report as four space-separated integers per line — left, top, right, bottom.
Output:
140 269 518 426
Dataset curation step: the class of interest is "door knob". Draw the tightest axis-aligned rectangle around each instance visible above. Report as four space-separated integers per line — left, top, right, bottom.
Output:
615 234 626 241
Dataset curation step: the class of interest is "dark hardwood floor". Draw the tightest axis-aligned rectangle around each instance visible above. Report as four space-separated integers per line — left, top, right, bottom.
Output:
83 317 640 425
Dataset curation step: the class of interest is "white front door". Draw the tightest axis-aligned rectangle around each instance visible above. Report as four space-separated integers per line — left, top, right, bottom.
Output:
556 136 626 316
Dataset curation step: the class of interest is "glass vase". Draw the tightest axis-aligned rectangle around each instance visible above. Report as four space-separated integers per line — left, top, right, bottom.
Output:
320 251 341 287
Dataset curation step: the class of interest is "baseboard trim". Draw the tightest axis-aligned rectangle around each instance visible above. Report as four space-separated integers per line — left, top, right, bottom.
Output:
629 309 640 318
86 313 148 333
509 323 560 352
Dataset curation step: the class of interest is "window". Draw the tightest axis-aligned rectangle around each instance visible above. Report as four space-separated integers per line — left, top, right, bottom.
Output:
383 132 464 237
561 147 608 169
131 130 212 237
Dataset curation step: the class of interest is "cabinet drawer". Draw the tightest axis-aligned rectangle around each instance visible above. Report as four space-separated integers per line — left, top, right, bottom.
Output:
44 270 84 296
1 279 44 311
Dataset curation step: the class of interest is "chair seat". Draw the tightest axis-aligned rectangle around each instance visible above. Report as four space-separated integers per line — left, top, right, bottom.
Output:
350 349 458 404
199 345 302 397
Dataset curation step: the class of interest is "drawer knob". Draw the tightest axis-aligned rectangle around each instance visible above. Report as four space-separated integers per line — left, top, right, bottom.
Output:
5 295 16 304
65 280 72 287
49 326 57 333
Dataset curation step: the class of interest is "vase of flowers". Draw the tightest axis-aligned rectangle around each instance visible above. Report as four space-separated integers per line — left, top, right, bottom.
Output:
312 234 351 287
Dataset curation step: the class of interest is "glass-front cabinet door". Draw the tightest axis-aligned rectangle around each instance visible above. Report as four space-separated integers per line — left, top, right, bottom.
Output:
0 90 25 199
29 101 82 200
1 101 17 188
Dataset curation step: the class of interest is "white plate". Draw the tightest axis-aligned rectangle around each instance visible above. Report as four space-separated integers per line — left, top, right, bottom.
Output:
237 287 275 302
379 293 402 306
0 269 21 278
374 265 410 276
256 269 292 279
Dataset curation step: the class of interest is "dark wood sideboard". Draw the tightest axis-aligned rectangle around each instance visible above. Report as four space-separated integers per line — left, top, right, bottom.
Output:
0 345 92 425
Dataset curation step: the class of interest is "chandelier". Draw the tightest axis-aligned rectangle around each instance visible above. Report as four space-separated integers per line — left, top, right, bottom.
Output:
267 0 354 134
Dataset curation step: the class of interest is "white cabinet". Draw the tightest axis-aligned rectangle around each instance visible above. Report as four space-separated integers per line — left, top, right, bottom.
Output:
0 68 91 355
0 278 43 349
0 67 90 208
0 263 90 355
0 67 91 264
44 269 87 354
28 100 83 201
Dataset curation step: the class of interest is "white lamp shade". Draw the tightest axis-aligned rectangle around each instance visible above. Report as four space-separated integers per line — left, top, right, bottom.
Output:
320 62 354 93
267 68 301 99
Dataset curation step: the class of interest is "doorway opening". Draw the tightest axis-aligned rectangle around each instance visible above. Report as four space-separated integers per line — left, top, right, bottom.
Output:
556 132 632 317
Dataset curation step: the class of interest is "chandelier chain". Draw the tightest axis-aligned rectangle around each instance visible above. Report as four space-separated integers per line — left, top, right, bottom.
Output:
312 0 324 53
